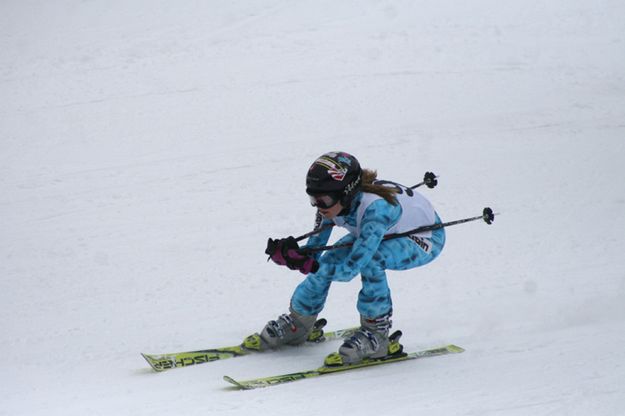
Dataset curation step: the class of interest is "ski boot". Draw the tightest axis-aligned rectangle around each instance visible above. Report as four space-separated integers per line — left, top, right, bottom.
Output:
324 312 402 366
306 318 330 343
242 307 319 351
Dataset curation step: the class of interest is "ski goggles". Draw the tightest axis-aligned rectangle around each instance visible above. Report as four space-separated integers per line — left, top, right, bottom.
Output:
309 193 340 209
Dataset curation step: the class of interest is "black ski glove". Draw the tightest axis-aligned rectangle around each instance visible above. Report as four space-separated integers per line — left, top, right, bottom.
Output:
265 236 319 274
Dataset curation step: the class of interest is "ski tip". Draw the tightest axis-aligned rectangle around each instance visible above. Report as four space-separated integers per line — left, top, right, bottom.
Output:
140 353 152 364
141 353 161 372
446 344 465 354
141 353 175 372
223 375 249 390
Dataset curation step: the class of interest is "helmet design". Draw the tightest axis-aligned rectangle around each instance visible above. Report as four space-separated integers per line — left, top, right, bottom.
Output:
306 151 362 208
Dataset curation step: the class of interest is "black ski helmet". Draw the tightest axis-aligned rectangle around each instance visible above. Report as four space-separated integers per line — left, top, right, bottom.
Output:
306 151 362 207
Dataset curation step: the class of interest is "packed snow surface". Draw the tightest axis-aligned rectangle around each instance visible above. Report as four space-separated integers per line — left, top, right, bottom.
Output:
2 1 625 415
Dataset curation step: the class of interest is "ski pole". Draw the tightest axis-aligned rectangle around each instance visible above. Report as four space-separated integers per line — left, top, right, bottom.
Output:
294 223 334 242
410 171 438 189
299 207 496 254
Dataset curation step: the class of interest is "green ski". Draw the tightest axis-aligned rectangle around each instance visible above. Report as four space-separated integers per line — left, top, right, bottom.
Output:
224 344 464 390
142 321 357 372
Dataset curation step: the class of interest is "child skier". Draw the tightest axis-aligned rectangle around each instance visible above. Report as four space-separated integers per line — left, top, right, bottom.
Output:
246 151 445 365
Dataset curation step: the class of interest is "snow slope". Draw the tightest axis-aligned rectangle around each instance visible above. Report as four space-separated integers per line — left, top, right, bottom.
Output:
2 1 625 415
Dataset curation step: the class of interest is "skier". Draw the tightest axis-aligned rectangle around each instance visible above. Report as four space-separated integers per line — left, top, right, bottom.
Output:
246 151 446 365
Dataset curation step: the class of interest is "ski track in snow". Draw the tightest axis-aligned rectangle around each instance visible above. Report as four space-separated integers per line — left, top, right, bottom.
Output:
1 1 625 415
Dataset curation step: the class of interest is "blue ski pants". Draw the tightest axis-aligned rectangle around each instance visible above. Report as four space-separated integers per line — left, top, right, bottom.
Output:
291 226 445 318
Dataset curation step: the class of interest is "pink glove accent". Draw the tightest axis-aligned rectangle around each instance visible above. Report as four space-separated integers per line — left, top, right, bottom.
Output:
286 249 319 275
270 249 288 266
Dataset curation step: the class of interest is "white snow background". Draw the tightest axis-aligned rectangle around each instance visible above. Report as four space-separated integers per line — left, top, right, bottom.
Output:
2 1 625 415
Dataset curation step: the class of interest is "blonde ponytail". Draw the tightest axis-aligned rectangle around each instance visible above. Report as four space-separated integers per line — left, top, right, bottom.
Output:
361 169 399 205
